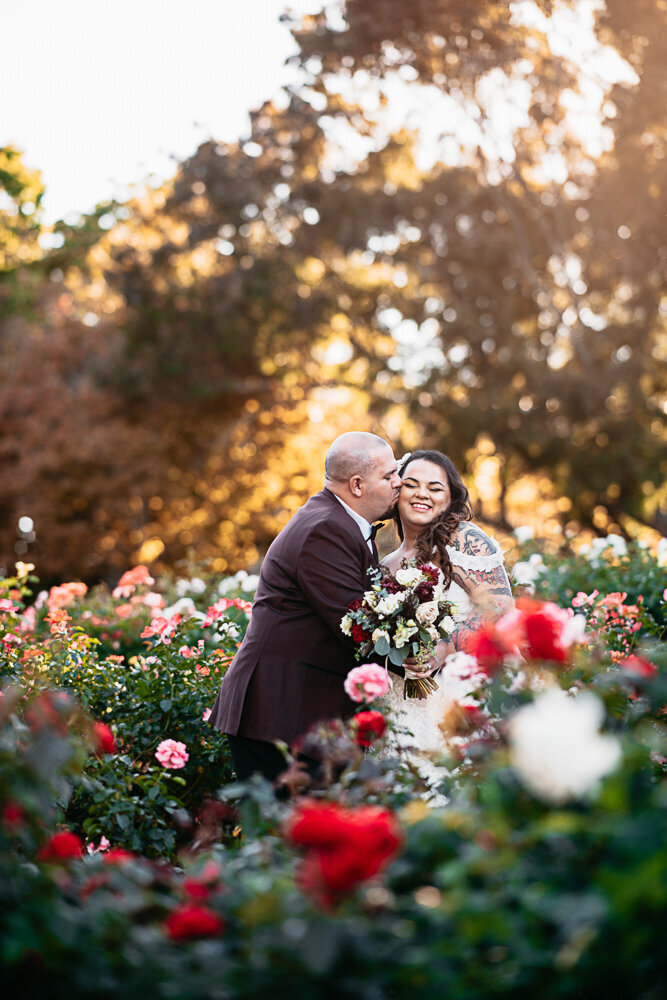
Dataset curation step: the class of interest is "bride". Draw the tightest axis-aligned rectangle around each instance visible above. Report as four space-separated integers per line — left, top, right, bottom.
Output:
381 450 514 779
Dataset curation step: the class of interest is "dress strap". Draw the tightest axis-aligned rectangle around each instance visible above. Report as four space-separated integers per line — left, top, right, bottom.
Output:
446 538 505 571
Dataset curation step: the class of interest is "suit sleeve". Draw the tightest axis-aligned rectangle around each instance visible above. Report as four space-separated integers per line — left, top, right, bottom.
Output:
295 520 370 645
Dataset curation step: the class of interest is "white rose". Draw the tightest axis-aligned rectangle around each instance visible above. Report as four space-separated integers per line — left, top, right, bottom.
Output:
416 601 439 624
395 567 424 587
376 593 402 615
508 688 621 803
440 615 456 634
427 626 439 642
372 628 390 643
340 615 353 636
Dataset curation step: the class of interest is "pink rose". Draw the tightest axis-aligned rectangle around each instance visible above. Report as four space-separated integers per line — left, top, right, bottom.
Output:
344 664 390 704
155 739 189 769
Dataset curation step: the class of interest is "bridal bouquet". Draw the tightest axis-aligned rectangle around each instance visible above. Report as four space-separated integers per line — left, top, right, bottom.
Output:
341 563 457 699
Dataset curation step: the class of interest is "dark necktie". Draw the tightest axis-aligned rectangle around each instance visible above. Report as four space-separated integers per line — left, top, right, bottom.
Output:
368 522 384 562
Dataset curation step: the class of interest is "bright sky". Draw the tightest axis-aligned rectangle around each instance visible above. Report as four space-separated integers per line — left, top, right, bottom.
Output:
2 0 315 222
3 0 634 225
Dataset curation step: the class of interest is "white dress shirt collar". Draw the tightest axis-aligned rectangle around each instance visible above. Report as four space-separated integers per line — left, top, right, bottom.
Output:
332 494 374 551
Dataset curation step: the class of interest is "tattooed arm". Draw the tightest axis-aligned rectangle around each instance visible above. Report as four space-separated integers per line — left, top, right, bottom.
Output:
447 522 514 651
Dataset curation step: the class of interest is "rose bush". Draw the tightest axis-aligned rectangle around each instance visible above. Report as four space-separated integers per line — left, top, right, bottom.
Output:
0 547 664 997
0 563 256 855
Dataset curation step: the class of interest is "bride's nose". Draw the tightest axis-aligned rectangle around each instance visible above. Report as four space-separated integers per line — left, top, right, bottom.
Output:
415 483 429 497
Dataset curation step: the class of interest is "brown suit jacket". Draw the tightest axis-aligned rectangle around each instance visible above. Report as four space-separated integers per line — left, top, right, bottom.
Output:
209 488 377 745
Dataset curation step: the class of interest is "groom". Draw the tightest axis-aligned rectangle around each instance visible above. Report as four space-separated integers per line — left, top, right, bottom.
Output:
209 431 402 781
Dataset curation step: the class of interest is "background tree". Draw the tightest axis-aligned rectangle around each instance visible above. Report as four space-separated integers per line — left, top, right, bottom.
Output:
1 0 664 583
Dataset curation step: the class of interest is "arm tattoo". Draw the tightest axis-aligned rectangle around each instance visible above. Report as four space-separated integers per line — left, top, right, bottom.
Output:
449 525 513 650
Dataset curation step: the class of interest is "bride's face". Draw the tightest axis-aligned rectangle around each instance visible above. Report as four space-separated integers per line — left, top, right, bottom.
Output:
398 458 452 530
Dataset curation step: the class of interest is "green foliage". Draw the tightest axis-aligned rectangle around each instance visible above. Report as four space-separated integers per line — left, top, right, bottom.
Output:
515 535 667 634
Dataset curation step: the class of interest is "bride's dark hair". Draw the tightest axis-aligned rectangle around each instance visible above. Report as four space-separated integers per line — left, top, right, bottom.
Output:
394 450 474 587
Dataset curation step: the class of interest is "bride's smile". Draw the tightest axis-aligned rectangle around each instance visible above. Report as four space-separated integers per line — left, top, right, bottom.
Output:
398 458 452 529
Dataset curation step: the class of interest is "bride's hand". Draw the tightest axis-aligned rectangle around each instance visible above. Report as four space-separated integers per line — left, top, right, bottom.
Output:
404 640 451 677
403 654 439 677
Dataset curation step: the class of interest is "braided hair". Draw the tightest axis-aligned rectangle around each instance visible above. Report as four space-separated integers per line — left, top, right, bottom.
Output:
393 450 474 587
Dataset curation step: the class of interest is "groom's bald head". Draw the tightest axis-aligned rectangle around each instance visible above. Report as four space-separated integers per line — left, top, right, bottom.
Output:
325 431 391 482
324 432 401 523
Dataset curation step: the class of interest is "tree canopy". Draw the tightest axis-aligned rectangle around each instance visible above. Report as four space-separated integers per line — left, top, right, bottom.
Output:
1 0 665 583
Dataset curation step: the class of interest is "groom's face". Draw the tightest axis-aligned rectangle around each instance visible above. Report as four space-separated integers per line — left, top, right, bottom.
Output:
362 448 402 521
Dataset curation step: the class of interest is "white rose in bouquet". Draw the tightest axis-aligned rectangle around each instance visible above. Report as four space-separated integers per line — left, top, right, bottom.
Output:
416 600 439 625
376 592 402 615
372 628 390 644
395 567 424 587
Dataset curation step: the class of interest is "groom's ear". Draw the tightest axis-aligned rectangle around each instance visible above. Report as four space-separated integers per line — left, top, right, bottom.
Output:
349 475 363 497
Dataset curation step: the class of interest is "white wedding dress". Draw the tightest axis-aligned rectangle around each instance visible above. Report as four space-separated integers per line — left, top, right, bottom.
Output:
380 539 506 798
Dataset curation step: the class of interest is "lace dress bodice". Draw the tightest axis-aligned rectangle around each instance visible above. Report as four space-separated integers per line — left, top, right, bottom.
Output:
379 535 506 797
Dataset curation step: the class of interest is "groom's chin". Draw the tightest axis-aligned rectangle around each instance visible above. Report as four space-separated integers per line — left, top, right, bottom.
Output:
378 505 397 522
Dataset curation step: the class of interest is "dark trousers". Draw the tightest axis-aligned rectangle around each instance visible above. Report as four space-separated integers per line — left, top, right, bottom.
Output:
228 733 321 784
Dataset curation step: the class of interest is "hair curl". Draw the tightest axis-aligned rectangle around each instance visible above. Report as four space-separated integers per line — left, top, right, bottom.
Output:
393 450 474 587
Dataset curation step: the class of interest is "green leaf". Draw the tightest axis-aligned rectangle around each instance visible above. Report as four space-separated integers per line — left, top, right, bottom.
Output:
388 646 405 667
374 635 390 656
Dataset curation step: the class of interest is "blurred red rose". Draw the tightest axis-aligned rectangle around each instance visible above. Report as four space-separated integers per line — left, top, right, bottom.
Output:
2 799 25 830
38 831 84 862
351 710 387 748
165 903 225 941
471 628 508 674
286 802 402 906
523 609 567 662
102 848 136 865
619 655 657 679
92 721 117 755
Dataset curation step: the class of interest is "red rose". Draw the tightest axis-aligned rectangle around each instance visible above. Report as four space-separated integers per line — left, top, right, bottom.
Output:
471 627 508 674
38 831 84 863
2 799 25 830
523 610 566 662
286 802 402 907
351 623 371 644
183 878 211 900
347 598 364 612
165 903 225 941
619 655 657 679
351 710 387 748
419 564 440 583
92 721 117 755
102 848 135 865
